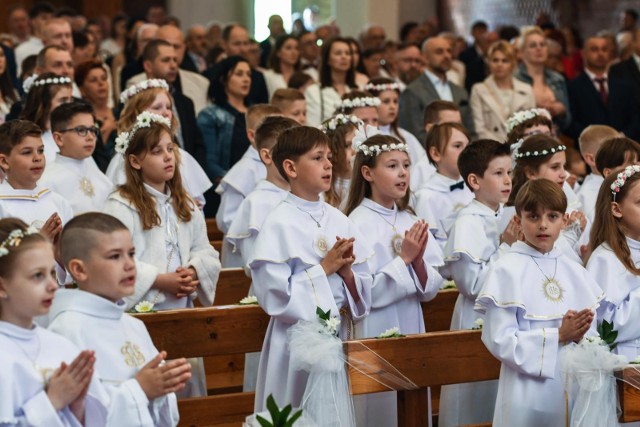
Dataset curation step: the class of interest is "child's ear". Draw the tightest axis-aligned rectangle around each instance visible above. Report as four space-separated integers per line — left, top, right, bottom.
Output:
0 277 8 299
603 168 612 178
583 152 595 167
247 129 256 146
512 214 521 228
428 146 441 163
562 213 569 228
282 159 296 179
67 259 88 283
611 202 623 219
259 148 272 165
0 154 9 171
524 166 537 180
467 173 480 191
128 154 142 171
52 131 64 148
361 165 374 182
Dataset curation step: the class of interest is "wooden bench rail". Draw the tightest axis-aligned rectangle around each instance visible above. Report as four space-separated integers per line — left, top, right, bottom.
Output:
206 219 223 242
212 268 252 306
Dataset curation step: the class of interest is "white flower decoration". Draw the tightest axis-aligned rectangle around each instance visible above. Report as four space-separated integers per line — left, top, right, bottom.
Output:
337 96 381 111
0 226 40 258
114 112 171 155
505 108 552 134
120 79 169 104
514 144 566 160
472 318 484 330
133 301 155 313
378 326 403 338
324 317 341 336
320 114 363 133
611 165 640 197
24 74 72 94
239 295 259 305
364 82 401 93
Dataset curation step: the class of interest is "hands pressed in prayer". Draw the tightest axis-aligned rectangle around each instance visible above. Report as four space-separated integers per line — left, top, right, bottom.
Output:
320 237 355 278
174 266 199 297
401 219 429 266
501 217 521 246
567 210 587 233
41 212 63 244
46 350 96 412
559 308 594 344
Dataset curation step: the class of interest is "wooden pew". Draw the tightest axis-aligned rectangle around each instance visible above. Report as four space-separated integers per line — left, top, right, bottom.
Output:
135 303 497 427
212 268 252 306
206 219 224 242
618 366 640 423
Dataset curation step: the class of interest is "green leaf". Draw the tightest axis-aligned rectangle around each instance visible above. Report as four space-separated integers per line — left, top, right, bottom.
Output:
279 404 292 423
316 306 331 321
256 415 273 427
284 409 303 427
266 394 280 422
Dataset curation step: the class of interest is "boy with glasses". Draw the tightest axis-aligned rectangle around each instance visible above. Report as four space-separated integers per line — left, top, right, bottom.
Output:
41 102 113 214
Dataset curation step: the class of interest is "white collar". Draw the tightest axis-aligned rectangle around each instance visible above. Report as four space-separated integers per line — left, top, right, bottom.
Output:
583 67 607 81
0 320 37 340
510 240 560 259
50 288 126 321
143 182 171 203
424 68 447 85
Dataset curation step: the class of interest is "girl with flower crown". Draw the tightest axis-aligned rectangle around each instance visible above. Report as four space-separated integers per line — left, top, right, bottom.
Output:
345 130 444 426
322 113 361 210
20 72 73 164
365 77 428 170
587 166 640 362
336 90 380 127
103 112 220 314
107 79 212 209
0 217 112 426
504 134 587 262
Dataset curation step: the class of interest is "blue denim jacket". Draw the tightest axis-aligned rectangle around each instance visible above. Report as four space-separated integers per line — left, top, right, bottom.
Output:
514 63 572 131
197 103 235 178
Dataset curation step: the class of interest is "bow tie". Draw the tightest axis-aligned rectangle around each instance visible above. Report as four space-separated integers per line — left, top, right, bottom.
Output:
449 181 465 191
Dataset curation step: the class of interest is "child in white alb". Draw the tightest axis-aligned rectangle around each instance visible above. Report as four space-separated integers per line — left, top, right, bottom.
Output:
476 179 603 427
40 102 113 214
248 126 372 414
438 139 513 427
346 128 444 426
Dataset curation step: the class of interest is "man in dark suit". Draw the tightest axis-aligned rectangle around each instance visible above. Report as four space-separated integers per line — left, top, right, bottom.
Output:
609 28 640 111
120 23 158 93
259 15 285 68
399 36 474 143
569 36 640 140
459 21 490 93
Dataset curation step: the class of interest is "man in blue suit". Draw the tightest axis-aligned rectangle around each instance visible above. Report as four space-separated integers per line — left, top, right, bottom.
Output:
568 36 640 141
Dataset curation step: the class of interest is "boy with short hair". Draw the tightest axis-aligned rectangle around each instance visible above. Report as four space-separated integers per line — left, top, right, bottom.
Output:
49 212 192 427
271 88 307 124
248 126 372 413
438 139 512 427
226 116 300 270
215 104 281 238
576 125 620 221
40 102 114 215
595 136 640 178
0 120 72 283
476 179 603 426
411 101 463 189
413 122 473 247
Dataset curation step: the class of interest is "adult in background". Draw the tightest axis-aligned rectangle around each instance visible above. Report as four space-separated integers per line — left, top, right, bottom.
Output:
15 2 55 74
205 24 268 105
186 24 209 73
259 15 285 68
399 36 473 143
470 40 535 141
75 59 117 147
304 37 358 126
459 21 490 93
263 35 300 99
514 26 571 132
568 36 640 140
609 28 640 112
393 42 424 91
0 48 20 124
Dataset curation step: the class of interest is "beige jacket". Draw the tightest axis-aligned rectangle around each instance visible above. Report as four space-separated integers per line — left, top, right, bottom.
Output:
469 76 535 141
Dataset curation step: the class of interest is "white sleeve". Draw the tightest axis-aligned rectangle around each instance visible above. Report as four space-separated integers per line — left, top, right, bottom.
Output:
481 306 559 379
215 186 244 234
9 390 70 427
371 257 440 309
597 286 640 345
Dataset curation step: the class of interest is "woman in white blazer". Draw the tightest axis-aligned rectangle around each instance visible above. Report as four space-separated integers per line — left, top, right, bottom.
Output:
470 40 536 142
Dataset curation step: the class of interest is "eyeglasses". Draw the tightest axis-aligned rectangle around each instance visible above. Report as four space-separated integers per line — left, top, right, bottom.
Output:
56 125 99 137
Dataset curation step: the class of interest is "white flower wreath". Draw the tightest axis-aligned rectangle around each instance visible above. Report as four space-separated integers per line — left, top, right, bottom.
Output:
338 96 381 110
505 108 552 134
320 113 362 132
120 79 170 104
114 111 172 155
351 123 408 156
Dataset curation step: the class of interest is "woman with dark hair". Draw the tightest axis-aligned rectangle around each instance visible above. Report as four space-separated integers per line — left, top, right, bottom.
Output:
75 59 117 144
0 48 19 125
304 37 358 126
198 56 252 186
344 36 370 87
263 34 301 99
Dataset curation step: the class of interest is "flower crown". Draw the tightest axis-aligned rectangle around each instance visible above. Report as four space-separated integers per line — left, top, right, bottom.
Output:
120 79 170 104
115 111 172 155
505 108 552 134
611 165 640 200
352 124 408 156
364 82 401 93
0 227 40 257
23 74 73 94
513 142 566 159
320 114 363 132
338 96 381 110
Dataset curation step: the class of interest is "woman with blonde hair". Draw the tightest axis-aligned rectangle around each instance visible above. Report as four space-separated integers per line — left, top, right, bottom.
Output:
470 40 536 141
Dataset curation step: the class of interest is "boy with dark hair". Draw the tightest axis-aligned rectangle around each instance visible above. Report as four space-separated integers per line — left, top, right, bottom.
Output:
40 102 113 214
595 136 640 177
439 138 513 427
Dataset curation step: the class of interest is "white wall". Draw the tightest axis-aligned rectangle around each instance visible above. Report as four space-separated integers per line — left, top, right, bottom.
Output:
168 0 437 39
